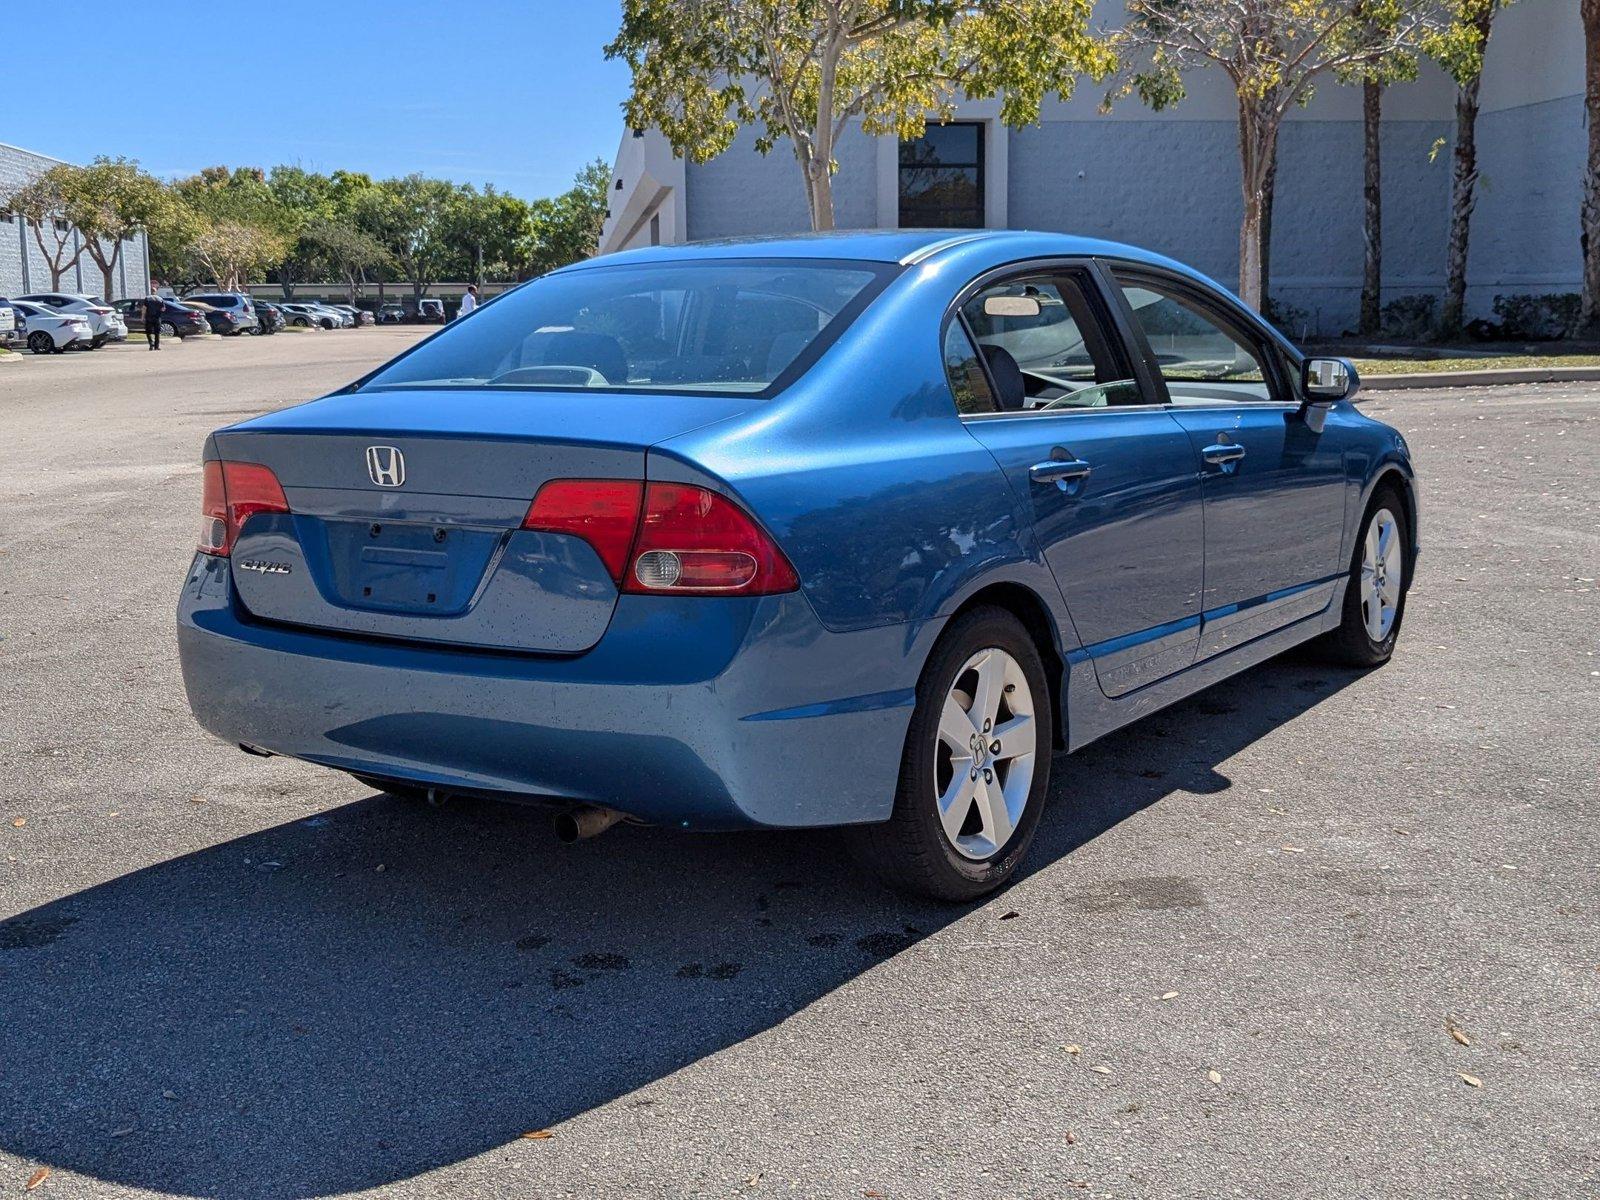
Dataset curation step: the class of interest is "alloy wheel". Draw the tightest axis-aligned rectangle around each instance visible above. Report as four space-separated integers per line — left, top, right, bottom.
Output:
27 331 51 354
933 647 1036 860
1360 507 1403 641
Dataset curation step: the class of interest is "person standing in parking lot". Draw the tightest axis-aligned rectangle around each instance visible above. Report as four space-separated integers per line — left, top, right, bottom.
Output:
144 287 164 350
458 285 478 318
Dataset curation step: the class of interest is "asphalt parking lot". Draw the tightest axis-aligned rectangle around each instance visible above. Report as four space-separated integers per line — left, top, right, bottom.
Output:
0 333 1595 1199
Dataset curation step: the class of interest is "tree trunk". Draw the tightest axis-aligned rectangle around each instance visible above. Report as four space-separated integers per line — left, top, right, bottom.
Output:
87 239 122 303
1581 0 1600 330
1235 100 1279 312
1360 80 1384 336
806 25 841 233
1261 146 1277 313
1441 8 1496 338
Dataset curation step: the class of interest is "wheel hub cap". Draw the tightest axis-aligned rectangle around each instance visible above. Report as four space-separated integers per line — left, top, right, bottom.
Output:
1360 507 1403 642
934 647 1037 861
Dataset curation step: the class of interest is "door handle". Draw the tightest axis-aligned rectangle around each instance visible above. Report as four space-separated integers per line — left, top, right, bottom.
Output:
1201 443 1246 466
1029 458 1093 484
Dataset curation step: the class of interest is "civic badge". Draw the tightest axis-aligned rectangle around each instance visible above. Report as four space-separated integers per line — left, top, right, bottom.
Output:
366 445 405 487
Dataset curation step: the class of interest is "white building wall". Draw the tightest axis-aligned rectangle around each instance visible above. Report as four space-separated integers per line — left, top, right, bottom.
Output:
599 0 1582 334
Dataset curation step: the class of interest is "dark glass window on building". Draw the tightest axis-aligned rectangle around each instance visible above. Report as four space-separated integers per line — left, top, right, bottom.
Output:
898 123 984 229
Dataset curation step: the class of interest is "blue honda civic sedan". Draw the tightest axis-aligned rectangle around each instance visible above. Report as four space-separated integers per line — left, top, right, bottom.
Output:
177 230 1417 900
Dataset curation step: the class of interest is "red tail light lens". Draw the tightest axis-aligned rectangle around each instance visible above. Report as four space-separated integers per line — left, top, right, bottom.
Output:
523 479 644 584
626 483 798 595
198 460 290 556
520 480 798 596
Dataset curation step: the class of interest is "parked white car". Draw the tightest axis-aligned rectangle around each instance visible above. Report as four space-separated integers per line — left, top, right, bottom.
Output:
17 292 127 347
10 300 94 353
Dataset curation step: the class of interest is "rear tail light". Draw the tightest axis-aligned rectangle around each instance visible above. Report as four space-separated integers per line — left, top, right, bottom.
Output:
199 460 290 556
522 480 643 583
522 480 797 596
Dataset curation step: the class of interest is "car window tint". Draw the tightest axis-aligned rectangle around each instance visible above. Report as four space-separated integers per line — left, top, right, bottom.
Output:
959 273 1140 412
1116 279 1274 404
942 319 997 415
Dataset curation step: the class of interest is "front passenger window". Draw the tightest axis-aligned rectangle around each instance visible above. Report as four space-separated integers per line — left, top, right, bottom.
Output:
1116 279 1275 404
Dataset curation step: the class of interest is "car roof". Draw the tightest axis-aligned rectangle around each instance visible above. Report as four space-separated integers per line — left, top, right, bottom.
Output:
554 228 1245 316
555 228 1191 271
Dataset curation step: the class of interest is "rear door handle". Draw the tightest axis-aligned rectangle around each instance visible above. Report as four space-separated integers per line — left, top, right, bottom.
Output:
1201 443 1246 466
1029 457 1093 484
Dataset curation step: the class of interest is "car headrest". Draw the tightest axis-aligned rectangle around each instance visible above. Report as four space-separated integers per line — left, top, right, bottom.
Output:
981 344 1026 412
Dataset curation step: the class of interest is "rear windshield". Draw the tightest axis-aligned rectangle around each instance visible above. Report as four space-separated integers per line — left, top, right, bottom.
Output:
357 259 892 395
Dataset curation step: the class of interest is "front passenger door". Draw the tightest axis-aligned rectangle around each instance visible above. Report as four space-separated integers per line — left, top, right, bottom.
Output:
951 265 1206 699
1113 274 1348 659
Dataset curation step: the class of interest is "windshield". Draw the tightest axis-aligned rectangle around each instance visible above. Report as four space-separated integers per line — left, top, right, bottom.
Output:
357 259 891 395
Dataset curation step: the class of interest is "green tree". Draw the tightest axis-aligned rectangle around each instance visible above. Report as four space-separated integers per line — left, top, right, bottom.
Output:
1430 0 1512 337
447 184 534 283
363 175 457 300
1112 0 1448 312
523 160 610 276
606 0 1114 232
63 157 174 300
166 167 292 289
266 166 337 297
304 216 392 299
4 164 88 289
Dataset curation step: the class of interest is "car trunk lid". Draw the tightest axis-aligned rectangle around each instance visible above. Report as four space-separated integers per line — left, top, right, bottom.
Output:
214 388 753 654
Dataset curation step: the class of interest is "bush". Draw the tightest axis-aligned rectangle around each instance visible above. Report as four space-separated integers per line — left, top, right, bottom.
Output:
1263 297 1310 337
1379 294 1437 341
1490 293 1581 341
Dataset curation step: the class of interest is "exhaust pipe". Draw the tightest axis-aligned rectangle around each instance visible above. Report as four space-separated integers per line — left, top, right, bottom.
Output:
553 804 626 843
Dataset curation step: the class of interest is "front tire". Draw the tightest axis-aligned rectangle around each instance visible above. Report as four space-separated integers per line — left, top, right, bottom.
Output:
1319 487 1409 668
848 606 1053 902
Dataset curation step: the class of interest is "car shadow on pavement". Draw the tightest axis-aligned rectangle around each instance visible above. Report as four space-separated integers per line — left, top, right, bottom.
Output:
0 654 1359 1199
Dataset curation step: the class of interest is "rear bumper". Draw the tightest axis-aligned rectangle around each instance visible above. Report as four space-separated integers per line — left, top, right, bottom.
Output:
176 554 935 829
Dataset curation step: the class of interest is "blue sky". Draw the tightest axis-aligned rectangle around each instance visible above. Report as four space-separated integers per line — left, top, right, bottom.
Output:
8 2 631 200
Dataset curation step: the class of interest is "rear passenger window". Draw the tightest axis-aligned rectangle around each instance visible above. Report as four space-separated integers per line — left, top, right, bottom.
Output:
942 320 997 415
1115 277 1276 404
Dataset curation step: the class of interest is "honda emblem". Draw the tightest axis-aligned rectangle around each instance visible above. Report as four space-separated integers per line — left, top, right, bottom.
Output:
365 445 405 487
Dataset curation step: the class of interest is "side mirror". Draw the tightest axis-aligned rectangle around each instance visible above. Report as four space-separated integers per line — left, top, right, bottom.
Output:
1298 357 1358 432
1302 356 1359 403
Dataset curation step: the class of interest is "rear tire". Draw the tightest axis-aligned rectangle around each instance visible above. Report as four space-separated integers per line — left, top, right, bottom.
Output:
847 606 1053 902
160 321 178 337
27 331 52 354
1318 486 1410 668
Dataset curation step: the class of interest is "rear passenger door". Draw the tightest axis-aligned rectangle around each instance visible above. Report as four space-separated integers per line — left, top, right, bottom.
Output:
1111 272 1348 659
951 262 1206 699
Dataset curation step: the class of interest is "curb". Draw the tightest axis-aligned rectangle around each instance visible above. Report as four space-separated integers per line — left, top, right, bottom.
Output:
1359 365 1600 391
